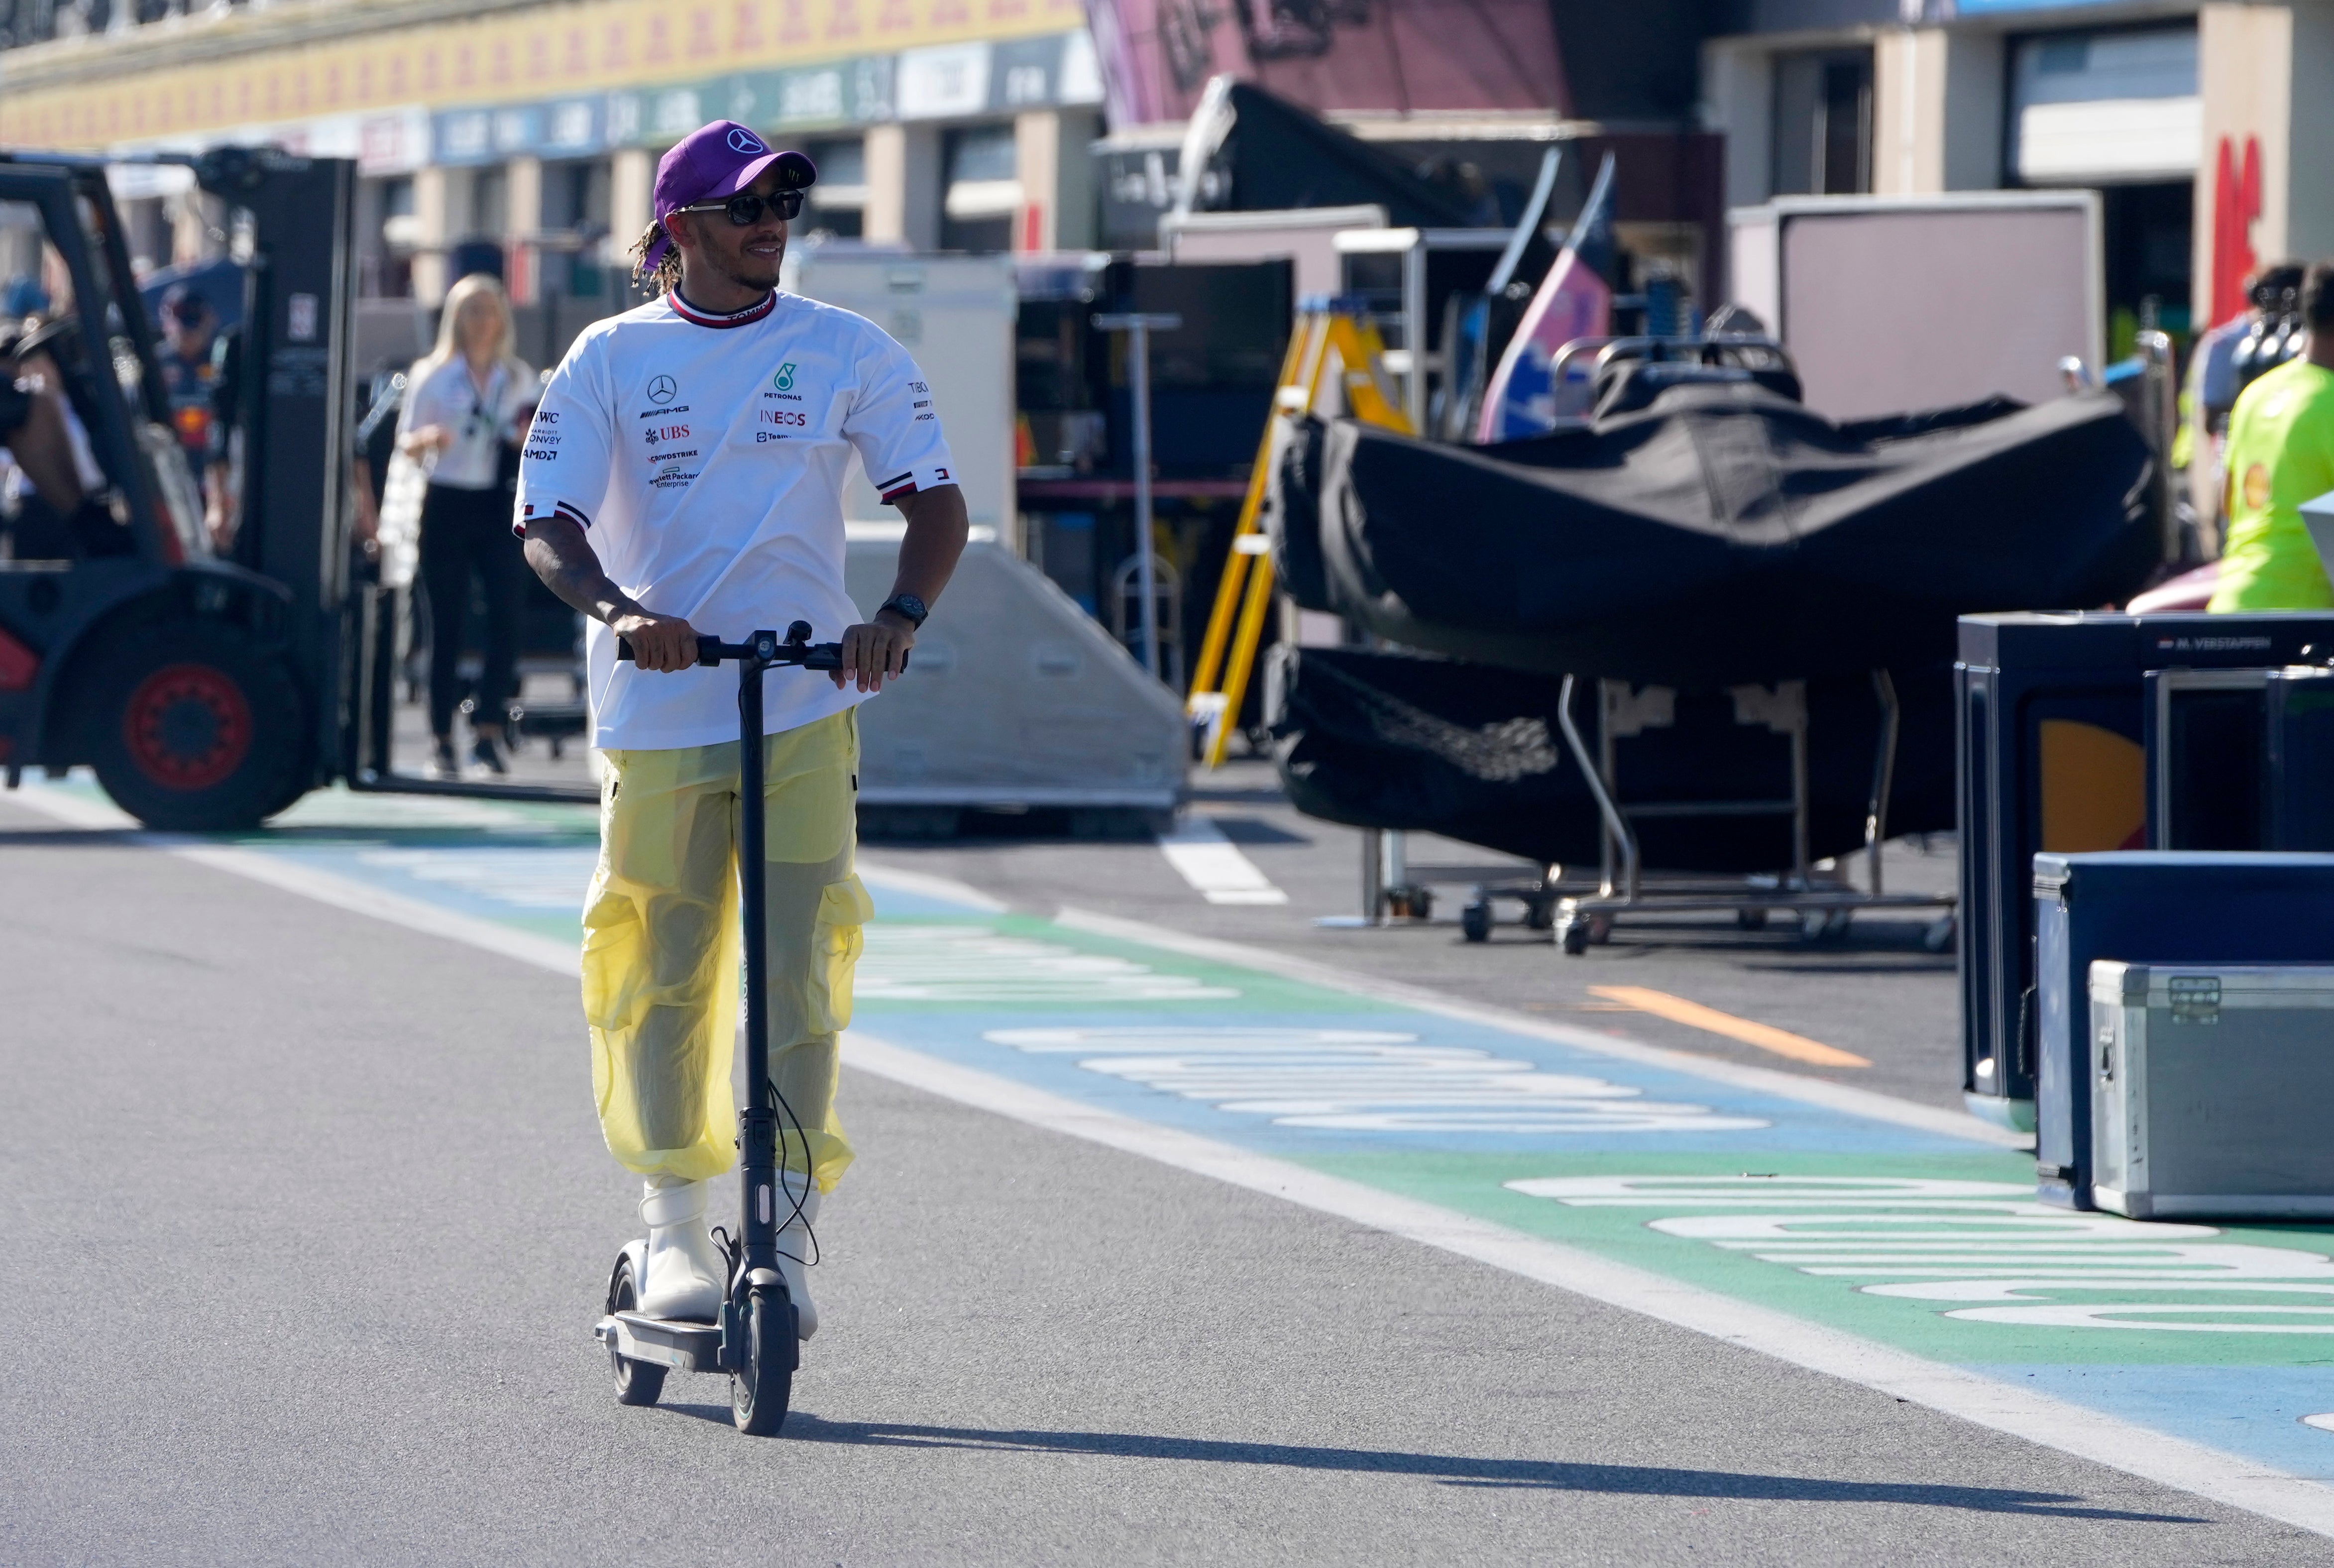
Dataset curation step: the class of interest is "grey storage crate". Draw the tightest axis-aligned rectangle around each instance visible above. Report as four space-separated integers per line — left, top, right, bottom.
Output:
2090 961 2334 1219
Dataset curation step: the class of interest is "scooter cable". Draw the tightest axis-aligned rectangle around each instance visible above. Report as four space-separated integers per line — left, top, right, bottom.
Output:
768 1077 820 1271
712 1075 821 1276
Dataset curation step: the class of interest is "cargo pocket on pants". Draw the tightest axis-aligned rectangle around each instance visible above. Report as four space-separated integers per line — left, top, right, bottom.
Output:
808 874 874 1034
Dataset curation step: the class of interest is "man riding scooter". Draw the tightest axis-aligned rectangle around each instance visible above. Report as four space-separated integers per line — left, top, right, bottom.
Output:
517 120 968 1338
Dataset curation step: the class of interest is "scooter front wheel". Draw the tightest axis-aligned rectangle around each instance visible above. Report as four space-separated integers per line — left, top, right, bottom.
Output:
731 1279 797 1436
607 1253 667 1407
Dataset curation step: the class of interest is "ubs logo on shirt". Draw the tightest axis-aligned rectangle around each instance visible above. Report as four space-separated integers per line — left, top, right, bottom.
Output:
644 424 691 445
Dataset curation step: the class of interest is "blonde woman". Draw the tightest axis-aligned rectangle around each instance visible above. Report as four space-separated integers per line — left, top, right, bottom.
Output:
397 272 536 778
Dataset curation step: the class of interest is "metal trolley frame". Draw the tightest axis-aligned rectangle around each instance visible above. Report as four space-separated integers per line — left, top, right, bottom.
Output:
1547 671 1956 955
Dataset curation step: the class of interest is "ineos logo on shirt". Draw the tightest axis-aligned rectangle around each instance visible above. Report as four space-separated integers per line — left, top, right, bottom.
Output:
727 128 767 155
648 375 677 404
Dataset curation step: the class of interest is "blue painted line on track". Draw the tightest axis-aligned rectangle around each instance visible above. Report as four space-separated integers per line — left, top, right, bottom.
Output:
1978 1366 2334 1482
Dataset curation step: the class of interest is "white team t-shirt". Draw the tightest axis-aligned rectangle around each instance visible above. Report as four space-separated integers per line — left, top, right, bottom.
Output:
514 289 954 751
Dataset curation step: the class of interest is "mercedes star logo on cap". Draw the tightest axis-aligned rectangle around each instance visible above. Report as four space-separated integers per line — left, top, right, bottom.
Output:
727 128 767 154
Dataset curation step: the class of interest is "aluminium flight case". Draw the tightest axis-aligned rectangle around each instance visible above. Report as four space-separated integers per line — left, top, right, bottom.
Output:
2089 961 2334 1219
2033 852 2334 1210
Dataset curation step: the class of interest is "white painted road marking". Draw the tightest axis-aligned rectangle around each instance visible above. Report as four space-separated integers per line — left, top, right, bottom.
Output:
984 1025 1769 1134
857 925 1238 1003
1053 906 2027 1149
1514 1175 2334 1333
1155 817 1288 905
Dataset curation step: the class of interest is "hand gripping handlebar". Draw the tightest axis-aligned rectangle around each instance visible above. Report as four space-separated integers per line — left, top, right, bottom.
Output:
614 619 904 672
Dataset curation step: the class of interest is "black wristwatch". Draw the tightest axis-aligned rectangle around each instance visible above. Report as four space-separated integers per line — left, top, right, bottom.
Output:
877 593 928 629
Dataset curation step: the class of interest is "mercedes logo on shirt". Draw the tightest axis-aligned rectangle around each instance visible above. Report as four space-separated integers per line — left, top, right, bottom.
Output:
648 375 678 404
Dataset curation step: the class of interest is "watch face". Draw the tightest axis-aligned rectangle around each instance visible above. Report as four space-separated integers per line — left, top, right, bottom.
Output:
889 594 927 623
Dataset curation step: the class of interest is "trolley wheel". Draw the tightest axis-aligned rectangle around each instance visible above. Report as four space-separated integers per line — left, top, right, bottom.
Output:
606 1254 667 1408
730 1278 797 1436
83 619 308 832
1383 885 1433 921
1460 899 1492 943
1559 918 1590 956
1585 913 1613 946
1525 897 1556 932
1924 913 1957 954
1736 908 1769 931
1798 909 1851 943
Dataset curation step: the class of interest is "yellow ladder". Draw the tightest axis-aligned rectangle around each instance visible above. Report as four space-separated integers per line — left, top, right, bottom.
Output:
1186 309 1413 768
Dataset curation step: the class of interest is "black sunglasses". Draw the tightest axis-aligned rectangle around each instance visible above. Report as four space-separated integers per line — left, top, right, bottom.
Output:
678 190 805 227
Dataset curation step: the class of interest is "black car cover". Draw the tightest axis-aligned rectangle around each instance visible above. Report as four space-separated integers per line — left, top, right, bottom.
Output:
1269 375 2161 685
1265 644 1956 873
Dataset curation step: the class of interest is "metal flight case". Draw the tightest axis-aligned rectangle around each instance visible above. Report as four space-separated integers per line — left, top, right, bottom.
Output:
2090 960 2334 1219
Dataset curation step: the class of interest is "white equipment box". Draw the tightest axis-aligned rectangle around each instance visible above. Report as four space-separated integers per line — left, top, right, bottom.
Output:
1727 193 2102 419
785 246 1018 545
2089 961 2334 1219
843 526 1186 819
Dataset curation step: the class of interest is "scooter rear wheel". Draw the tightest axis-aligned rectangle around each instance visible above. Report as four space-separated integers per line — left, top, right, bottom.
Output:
730 1279 797 1436
607 1255 667 1407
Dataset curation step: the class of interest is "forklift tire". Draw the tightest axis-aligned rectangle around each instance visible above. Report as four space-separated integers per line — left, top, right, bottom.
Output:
85 621 307 833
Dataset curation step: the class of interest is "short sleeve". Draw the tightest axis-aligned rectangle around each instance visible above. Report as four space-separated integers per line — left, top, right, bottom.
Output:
841 329 956 505
514 337 614 539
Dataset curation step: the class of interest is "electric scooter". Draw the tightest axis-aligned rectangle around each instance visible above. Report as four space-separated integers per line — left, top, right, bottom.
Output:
592 621 872 1436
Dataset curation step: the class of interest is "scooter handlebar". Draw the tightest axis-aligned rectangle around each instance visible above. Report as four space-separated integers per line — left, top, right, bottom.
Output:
614 621 903 673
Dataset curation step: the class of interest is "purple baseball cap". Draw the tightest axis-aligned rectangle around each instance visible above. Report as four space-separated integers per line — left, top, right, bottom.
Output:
642 120 816 273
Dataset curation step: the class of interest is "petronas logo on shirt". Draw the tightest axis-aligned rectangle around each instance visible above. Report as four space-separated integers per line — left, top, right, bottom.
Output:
773 363 797 392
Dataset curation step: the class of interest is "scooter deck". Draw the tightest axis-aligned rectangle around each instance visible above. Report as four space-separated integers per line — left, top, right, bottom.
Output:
595 1311 725 1373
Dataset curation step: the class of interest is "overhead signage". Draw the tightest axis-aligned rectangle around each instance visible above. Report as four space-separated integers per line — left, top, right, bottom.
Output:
409 35 1085 164
0 0 1083 150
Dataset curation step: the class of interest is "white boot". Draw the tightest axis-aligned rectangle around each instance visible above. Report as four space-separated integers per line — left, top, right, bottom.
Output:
777 1172 821 1340
636 1174 728 1322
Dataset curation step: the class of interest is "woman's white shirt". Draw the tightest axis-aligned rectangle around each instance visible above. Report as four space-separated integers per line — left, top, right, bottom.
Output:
401 356 534 490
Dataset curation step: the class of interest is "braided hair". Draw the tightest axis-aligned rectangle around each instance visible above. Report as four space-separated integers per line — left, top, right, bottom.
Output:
628 222 682 296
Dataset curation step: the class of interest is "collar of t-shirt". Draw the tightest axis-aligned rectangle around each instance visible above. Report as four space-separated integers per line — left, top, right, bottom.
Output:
668 287 778 329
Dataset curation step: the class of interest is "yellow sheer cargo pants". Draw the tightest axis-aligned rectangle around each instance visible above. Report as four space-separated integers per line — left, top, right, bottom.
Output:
582 709 867 1194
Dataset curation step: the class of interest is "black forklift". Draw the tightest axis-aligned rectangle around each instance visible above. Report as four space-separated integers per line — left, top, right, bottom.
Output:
0 146 588 829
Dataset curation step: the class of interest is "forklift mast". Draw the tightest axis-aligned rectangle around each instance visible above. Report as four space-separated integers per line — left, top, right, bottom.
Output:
201 147 360 796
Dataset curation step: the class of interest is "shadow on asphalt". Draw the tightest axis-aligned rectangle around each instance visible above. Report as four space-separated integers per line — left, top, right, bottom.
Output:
0 823 596 850
650 1409 2207 1523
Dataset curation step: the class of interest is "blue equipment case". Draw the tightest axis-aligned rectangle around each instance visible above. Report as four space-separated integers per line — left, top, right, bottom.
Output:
2031 851 2334 1209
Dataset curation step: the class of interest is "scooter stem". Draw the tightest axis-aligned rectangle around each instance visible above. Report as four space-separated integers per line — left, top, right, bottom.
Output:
735 644 778 1280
